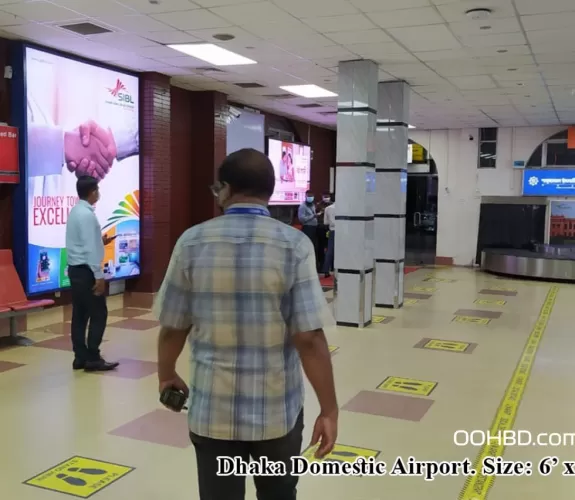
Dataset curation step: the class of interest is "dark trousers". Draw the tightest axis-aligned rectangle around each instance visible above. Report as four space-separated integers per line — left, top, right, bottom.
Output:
190 411 304 500
68 265 107 362
322 230 335 274
301 225 318 269
316 224 328 271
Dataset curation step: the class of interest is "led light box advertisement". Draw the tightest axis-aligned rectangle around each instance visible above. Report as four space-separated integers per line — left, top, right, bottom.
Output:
268 138 311 205
24 47 140 294
522 169 575 196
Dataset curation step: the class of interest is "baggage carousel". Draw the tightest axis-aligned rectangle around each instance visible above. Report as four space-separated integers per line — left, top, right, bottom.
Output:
481 245 575 282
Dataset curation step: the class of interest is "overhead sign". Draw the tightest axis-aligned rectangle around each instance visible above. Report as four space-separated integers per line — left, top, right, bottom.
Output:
377 376 437 396
522 169 575 196
411 143 424 162
0 125 19 183
24 456 134 498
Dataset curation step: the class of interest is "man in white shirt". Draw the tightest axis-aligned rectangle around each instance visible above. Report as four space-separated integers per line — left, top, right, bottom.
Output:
321 193 335 278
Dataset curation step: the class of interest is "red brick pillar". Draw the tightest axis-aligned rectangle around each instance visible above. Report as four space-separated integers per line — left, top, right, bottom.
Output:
189 91 227 225
125 72 171 308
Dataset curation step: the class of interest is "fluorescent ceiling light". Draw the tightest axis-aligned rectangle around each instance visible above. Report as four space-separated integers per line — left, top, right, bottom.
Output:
280 84 337 98
167 43 256 66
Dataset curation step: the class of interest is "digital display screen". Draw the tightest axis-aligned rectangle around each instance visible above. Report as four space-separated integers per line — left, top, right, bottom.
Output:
267 138 311 205
522 169 575 196
24 46 140 294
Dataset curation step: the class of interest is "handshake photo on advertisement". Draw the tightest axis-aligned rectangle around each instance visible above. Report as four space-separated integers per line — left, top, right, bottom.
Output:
64 121 117 181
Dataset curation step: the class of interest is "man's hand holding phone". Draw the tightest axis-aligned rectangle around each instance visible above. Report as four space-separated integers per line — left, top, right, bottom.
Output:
93 278 106 296
102 234 117 245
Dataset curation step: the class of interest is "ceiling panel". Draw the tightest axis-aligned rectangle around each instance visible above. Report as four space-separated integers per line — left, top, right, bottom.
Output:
388 24 461 51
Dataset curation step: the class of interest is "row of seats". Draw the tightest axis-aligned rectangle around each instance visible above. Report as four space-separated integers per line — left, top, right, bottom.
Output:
0 250 54 343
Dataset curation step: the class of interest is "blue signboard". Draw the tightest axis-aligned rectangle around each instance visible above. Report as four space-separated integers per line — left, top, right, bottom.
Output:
522 169 575 196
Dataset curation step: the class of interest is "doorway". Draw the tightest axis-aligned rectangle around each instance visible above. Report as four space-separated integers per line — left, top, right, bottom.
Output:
405 143 438 265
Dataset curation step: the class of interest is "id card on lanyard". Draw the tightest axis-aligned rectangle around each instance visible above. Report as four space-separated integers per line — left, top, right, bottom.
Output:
225 207 270 217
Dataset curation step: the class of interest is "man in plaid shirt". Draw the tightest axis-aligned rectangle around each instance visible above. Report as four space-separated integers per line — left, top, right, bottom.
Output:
154 148 338 500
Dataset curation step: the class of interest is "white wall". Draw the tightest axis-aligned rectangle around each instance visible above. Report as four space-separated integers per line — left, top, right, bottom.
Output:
409 126 565 265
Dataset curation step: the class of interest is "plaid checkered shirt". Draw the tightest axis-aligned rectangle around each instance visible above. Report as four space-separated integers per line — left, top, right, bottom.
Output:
154 203 331 441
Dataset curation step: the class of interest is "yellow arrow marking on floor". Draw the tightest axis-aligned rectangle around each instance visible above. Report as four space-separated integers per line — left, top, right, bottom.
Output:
377 376 437 396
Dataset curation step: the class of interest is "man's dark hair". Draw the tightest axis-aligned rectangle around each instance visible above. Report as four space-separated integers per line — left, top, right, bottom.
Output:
306 190 313 196
218 148 275 199
76 176 99 200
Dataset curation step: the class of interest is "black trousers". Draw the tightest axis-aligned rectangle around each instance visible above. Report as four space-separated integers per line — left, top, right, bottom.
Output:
316 224 328 270
190 411 304 500
68 265 108 362
301 225 318 269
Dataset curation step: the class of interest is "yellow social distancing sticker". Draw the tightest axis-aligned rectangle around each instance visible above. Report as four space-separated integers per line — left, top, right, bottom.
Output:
452 315 490 326
328 345 339 353
24 456 134 498
372 316 386 324
404 298 419 305
423 339 470 353
377 376 437 397
413 286 436 293
475 299 506 306
301 443 380 463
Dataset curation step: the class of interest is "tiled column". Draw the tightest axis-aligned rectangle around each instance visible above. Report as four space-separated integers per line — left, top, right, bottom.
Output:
335 60 378 328
374 81 410 308
125 73 171 308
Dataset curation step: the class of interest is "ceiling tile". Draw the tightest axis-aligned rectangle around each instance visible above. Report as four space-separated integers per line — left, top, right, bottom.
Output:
415 48 471 61
287 44 356 60
1 0 81 23
0 12 26 27
343 42 408 58
186 26 261 44
1 23 78 41
143 30 201 44
450 75 497 89
116 0 201 14
515 0 575 15
302 14 376 33
326 29 391 44
273 0 358 17
193 0 257 6
242 19 315 39
210 2 293 24
521 12 575 31
535 52 575 64
388 24 461 51
351 0 431 11
370 7 444 28
152 8 231 30
53 0 136 16
96 15 174 32
87 32 158 49
527 29 575 47
459 33 527 48
449 17 522 37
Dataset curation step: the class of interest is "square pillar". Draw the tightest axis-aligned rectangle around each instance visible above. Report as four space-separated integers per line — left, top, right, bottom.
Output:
374 81 410 308
334 60 378 328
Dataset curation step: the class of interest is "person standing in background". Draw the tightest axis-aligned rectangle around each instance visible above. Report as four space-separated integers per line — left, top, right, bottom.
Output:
322 193 336 279
65 176 119 372
316 192 332 272
155 149 338 500
298 191 321 269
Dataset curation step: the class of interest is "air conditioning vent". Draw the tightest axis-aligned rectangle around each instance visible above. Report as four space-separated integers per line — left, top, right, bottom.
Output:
234 82 265 88
298 103 322 108
59 22 112 36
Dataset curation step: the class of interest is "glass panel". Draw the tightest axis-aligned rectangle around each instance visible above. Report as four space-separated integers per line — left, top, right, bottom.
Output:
546 142 575 166
478 141 497 168
527 145 543 167
480 128 498 141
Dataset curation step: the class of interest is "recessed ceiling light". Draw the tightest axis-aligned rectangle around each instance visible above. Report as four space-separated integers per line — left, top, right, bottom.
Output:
167 43 256 66
517 82 525 86
508 68 517 71
480 25 492 30
213 33 235 41
279 84 337 98
465 8 492 20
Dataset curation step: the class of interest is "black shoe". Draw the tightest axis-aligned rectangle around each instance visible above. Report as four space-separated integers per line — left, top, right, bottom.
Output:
84 359 119 372
73 360 85 370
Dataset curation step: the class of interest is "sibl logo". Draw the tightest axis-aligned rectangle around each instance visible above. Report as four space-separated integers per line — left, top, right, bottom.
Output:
107 79 134 104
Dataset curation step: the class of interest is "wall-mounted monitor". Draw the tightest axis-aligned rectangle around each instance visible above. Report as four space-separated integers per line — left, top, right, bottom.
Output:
267 138 311 205
16 45 140 294
522 168 575 197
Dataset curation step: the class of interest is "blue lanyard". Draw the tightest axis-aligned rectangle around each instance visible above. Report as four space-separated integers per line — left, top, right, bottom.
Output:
225 207 270 217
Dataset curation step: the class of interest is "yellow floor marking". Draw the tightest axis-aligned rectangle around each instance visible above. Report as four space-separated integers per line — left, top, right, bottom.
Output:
475 299 506 306
377 376 437 396
452 315 491 326
24 456 134 498
301 443 380 463
424 277 455 283
328 345 339 353
404 299 419 305
372 315 387 324
487 286 516 292
459 286 558 500
413 286 437 292
424 339 470 352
